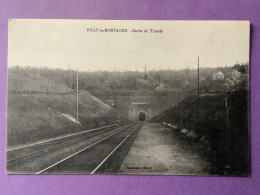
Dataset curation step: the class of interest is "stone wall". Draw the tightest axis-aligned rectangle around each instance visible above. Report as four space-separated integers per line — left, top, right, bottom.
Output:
129 103 152 121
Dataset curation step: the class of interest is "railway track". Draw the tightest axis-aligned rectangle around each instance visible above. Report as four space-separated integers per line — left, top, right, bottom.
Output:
7 123 125 162
7 122 143 174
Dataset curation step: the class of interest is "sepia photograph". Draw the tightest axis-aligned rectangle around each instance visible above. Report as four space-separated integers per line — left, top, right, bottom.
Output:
6 19 250 176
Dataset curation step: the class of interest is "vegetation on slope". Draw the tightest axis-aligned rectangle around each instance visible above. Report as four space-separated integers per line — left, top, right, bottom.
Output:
150 89 249 176
8 64 248 119
9 64 248 92
7 68 121 148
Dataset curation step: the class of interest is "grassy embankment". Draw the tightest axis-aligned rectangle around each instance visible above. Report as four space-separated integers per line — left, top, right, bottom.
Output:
150 90 249 176
7 69 119 148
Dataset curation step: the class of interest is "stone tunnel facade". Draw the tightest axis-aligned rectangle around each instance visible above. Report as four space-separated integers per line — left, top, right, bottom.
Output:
129 102 152 121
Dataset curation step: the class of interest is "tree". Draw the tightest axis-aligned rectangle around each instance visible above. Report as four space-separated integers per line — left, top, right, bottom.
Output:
224 70 248 92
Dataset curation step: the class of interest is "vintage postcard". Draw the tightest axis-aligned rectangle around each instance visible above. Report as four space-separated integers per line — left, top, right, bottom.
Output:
7 19 250 176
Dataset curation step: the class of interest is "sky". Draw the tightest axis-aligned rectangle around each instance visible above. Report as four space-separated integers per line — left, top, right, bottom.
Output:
8 19 250 72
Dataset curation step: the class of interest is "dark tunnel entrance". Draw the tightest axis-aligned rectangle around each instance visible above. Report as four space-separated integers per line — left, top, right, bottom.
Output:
139 112 145 121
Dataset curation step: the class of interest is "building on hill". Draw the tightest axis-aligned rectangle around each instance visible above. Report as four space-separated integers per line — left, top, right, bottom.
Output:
231 69 241 78
137 78 150 88
212 71 225 81
184 78 189 86
155 83 171 91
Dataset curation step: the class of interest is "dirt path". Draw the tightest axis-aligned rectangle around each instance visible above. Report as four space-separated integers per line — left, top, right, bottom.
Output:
119 122 211 175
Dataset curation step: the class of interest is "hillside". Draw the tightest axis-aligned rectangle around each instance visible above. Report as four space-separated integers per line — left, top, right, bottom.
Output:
7 68 120 148
9 64 249 92
150 90 249 176
8 67 72 93
7 64 248 121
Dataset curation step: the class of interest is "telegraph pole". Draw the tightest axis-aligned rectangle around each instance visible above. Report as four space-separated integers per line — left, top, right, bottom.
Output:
180 107 183 128
198 57 200 100
225 97 229 137
76 69 79 122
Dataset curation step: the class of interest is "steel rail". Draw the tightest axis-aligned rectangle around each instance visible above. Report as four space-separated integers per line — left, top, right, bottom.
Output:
8 123 132 162
7 122 124 152
91 122 143 174
36 122 140 174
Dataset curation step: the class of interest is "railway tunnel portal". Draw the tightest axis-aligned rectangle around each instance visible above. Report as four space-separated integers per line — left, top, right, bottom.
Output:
129 102 152 121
